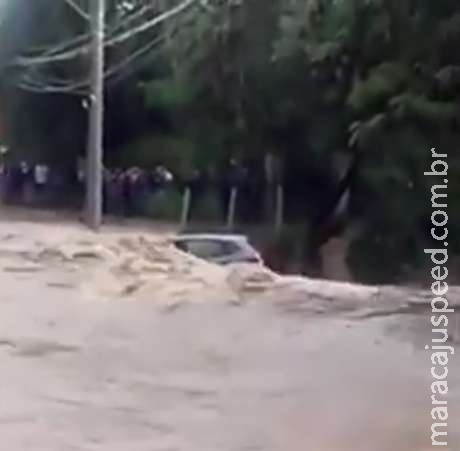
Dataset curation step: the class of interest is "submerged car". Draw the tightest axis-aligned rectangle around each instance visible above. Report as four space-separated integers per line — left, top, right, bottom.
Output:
172 233 263 265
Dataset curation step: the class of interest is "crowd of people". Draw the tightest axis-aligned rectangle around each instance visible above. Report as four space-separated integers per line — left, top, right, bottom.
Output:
0 162 175 213
0 161 53 205
102 166 174 216
0 159 260 222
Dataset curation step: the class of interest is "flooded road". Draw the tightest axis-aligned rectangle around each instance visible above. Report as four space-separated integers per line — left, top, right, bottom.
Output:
1 277 459 450
0 220 459 450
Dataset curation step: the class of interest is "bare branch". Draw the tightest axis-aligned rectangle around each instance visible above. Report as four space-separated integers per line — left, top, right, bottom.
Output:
64 0 90 21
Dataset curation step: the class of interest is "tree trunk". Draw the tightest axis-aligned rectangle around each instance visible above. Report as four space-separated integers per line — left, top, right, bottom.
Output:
303 153 361 276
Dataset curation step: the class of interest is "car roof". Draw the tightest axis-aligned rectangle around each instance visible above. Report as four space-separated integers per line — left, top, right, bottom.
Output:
174 233 248 242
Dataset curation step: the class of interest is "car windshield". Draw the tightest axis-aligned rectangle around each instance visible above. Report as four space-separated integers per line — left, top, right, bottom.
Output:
178 239 229 259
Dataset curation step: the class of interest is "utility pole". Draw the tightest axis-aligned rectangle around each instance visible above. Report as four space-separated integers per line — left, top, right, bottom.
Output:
85 0 105 230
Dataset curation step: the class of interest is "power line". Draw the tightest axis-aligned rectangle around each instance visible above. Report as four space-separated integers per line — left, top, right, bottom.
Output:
16 3 155 62
108 3 155 35
16 33 167 94
14 9 191 94
14 3 196 95
106 0 196 46
14 0 198 67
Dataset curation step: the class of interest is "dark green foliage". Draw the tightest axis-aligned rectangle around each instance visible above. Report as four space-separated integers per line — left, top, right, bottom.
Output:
145 188 183 221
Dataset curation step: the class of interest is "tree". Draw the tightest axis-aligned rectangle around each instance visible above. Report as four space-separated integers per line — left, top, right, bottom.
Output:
276 0 460 281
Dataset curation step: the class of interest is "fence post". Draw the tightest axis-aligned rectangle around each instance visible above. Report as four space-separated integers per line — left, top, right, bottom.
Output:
227 187 238 230
180 187 191 229
275 184 284 233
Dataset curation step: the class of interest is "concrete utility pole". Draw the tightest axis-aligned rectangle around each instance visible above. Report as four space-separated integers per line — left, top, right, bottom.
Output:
85 0 105 230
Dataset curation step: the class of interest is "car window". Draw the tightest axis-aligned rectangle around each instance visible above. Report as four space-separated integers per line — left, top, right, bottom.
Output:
222 240 241 255
181 239 228 259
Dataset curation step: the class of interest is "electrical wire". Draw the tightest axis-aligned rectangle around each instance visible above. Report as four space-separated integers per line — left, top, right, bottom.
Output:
14 0 198 67
15 7 193 95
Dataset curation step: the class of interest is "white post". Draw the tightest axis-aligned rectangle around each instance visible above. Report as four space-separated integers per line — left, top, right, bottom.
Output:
85 0 105 230
227 187 238 230
180 187 191 229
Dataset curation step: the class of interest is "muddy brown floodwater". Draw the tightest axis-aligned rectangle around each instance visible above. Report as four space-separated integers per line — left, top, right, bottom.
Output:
0 219 459 451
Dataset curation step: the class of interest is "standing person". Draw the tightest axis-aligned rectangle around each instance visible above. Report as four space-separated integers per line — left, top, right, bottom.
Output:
106 169 125 217
186 169 203 220
0 163 5 203
114 170 126 216
123 168 134 217
75 158 86 207
102 168 111 215
33 164 49 203
135 169 150 216
129 168 147 216
20 161 34 205
148 168 159 195
6 164 21 204
104 169 120 217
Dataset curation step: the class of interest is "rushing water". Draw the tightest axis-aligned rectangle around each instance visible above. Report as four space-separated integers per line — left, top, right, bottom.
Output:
0 270 459 451
0 218 458 450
